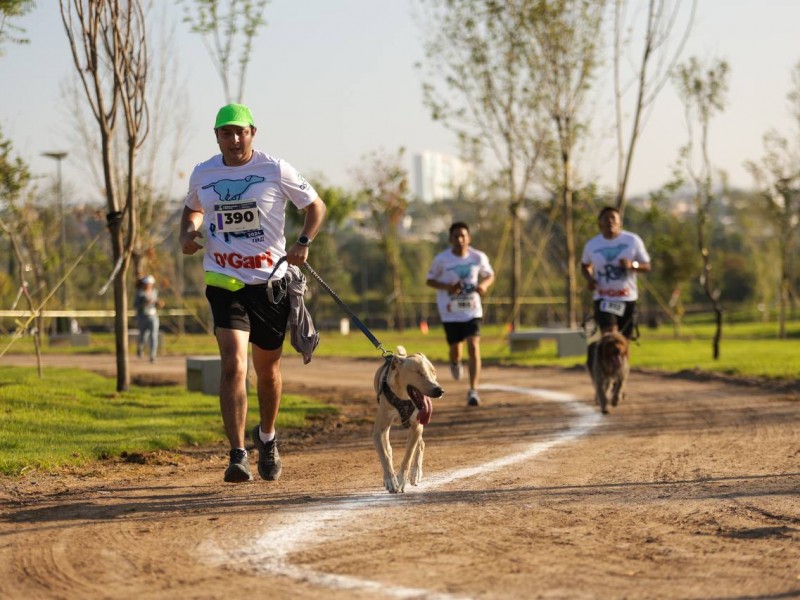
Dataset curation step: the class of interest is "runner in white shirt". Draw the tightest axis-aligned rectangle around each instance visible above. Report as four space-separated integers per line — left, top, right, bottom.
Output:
426 222 495 407
580 206 651 339
180 103 326 484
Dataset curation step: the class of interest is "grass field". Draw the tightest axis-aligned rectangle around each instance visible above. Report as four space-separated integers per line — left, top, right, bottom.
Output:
1 320 797 476
2 320 799 378
0 367 336 476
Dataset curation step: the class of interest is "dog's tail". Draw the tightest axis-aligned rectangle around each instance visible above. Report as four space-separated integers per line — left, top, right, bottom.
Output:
396 345 408 357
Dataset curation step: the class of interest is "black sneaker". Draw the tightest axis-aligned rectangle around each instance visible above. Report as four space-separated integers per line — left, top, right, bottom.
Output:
223 448 253 483
466 389 481 407
252 425 283 481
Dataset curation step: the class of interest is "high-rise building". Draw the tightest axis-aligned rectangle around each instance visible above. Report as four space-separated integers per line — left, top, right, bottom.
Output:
412 151 474 203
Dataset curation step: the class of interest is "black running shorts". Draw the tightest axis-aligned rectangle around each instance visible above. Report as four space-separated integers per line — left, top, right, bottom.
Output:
205 280 290 350
593 299 637 339
443 318 481 345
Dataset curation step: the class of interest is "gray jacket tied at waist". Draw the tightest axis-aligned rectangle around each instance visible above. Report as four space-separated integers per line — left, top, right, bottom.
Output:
285 265 319 364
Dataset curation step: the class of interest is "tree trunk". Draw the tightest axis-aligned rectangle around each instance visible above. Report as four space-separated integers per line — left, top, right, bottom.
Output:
776 237 789 339
563 155 577 328
108 213 130 391
510 201 521 331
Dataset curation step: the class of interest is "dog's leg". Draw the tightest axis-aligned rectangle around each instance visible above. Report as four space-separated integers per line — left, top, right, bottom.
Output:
408 435 425 487
372 405 399 493
612 359 630 407
594 365 609 414
397 422 424 492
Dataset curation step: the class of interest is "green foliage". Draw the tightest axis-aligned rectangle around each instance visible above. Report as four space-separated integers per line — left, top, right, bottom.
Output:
0 0 34 54
0 366 336 475
178 0 270 102
0 127 31 199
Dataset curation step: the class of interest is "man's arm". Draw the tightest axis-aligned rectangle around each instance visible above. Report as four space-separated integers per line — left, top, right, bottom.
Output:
476 272 495 296
179 206 204 255
619 258 652 273
286 197 327 266
426 277 462 295
581 262 597 291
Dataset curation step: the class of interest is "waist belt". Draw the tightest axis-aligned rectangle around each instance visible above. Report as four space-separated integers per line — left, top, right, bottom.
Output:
205 271 286 304
205 271 245 291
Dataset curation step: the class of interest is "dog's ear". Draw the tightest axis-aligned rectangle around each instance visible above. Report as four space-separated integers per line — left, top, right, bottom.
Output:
390 354 404 371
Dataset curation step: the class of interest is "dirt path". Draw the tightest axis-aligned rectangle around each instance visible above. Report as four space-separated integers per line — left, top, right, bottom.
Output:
0 354 798 599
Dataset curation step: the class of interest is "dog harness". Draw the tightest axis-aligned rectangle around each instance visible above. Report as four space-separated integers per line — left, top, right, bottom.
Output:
376 357 415 429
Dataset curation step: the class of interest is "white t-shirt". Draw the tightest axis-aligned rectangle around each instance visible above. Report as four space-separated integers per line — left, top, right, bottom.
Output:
184 150 318 284
581 230 650 301
427 248 494 322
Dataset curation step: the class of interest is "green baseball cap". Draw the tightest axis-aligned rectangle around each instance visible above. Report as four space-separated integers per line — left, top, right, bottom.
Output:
214 103 255 129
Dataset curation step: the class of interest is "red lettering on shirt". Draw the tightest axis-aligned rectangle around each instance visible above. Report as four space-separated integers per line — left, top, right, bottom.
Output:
598 287 630 298
212 251 272 269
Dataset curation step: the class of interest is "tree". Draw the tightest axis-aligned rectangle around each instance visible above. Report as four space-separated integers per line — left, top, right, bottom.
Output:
612 0 696 214
0 128 44 373
179 0 269 103
352 148 410 332
0 0 34 54
673 56 729 359
60 0 149 391
523 0 607 328
744 132 800 339
417 0 551 330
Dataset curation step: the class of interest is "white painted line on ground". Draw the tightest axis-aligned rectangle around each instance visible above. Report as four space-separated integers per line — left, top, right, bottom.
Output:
201 383 602 600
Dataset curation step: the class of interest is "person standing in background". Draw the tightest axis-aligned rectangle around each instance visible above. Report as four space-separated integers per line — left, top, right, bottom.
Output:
134 274 160 362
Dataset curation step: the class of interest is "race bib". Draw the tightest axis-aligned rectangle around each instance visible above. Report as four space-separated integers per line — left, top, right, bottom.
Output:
454 298 476 311
213 201 259 233
599 299 625 317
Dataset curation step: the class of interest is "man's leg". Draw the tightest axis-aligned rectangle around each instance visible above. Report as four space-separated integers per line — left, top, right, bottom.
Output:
449 341 462 365
149 317 159 361
216 327 252 482
465 335 481 406
449 340 463 381
466 335 481 390
251 344 284 480
136 321 144 358
216 327 250 450
252 345 283 436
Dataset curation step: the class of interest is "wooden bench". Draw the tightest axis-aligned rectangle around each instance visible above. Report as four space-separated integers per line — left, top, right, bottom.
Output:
508 328 587 357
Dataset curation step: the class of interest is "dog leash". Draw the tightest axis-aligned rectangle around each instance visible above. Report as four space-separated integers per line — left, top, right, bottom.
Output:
302 261 391 358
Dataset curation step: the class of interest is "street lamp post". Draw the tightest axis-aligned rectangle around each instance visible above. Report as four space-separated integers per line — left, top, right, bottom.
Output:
42 152 69 310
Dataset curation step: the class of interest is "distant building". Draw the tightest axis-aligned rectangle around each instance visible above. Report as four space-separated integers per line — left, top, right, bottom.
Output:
412 151 474 203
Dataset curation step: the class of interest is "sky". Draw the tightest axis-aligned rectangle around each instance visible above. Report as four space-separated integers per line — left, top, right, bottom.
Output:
1 0 799 204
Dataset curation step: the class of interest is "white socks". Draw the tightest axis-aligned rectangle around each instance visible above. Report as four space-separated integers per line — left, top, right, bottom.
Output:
258 426 275 443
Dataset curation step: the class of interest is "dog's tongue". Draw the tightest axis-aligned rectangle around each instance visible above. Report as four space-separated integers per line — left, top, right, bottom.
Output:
417 395 433 425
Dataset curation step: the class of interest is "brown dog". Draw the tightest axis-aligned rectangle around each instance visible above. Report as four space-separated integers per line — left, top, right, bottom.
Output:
586 332 630 414
373 346 444 493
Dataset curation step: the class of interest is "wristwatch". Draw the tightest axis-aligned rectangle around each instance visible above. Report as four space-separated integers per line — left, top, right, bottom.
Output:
297 235 311 247
631 260 640 270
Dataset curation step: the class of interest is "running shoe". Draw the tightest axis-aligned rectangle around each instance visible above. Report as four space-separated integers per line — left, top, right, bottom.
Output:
252 425 283 481
223 448 253 483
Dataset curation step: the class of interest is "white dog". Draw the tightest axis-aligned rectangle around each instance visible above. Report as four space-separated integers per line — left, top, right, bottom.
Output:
372 346 444 493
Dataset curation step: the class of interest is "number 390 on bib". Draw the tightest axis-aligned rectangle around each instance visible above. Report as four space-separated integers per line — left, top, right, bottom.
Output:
214 201 259 233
